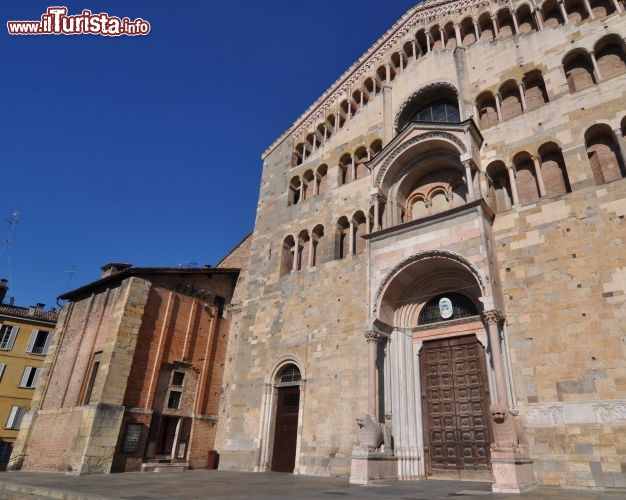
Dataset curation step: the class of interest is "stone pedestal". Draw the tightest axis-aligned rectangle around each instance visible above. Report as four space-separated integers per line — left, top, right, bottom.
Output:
491 449 537 494
349 449 397 485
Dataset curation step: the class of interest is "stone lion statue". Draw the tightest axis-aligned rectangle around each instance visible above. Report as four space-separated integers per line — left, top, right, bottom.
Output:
490 403 526 453
356 414 383 451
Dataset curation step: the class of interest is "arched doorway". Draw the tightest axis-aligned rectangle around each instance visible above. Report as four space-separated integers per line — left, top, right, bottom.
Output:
374 251 503 480
270 364 301 473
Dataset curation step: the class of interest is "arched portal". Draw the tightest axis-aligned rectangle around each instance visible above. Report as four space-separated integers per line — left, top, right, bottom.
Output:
373 252 507 480
271 364 302 472
257 358 305 473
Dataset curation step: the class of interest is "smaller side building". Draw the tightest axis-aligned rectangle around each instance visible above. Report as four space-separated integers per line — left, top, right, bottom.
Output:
9 262 241 474
0 279 57 470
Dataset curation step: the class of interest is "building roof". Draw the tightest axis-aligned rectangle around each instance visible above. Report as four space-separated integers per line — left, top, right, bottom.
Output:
59 266 240 301
0 304 58 324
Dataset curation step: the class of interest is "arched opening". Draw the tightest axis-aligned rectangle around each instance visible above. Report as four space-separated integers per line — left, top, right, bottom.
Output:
516 4 538 33
499 80 523 120
594 35 626 80
288 177 301 206
336 216 350 259
311 225 325 267
430 25 444 51
316 123 327 144
293 143 305 167
338 154 352 185
497 8 516 38
563 49 596 92
370 139 383 158
396 84 460 131
316 164 328 195
523 70 549 110
476 91 498 129
460 17 476 45
542 0 566 28
376 253 492 479
391 51 407 73
352 211 367 254
305 133 317 155
270 363 302 473
487 161 513 213
364 77 381 97
564 0 590 22
354 147 369 180
585 124 626 184
443 22 457 49
281 236 295 276
478 12 494 41
539 142 571 197
416 29 429 56
353 88 369 110
589 0 616 17
514 151 540 205
403 41 416 63
325 114 337 138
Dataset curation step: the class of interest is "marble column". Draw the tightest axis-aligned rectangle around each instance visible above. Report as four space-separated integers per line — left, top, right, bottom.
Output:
482 310 508 406
507 166 520 207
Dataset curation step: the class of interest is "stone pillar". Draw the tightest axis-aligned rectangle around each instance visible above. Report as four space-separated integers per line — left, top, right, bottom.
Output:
533 156 547 197
612 0 623 13
482 310 508 406
440 29 445 48
473 20 480 41
385 64 391 85
365 331 379 421
590 51 602 82
518 83 527 111
383 86 393 143
583 0 595 18
613 128 626 175
491 14 499 38
512 12 520 34
349 221 355 256
454 24 462 46
559 0 570 23
464 160 475 200
411 40 418 61
535 9 544 30
426 33 431 52
507 166 520 207
495 94 503 122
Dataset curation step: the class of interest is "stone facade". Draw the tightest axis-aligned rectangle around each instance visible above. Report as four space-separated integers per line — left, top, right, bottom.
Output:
215 0 626 491
10 265 240 474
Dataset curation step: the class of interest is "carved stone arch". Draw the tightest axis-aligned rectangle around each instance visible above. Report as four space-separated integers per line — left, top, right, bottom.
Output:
376 131 467 188
394 80 459 131
372 249 487 320
266 355 306 385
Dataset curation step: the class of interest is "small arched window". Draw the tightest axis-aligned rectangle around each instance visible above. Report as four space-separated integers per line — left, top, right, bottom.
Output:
418 293 479 325
278 364 301 384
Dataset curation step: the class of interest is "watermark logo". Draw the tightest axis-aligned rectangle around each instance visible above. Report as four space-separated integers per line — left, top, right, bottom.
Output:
7 7 151 36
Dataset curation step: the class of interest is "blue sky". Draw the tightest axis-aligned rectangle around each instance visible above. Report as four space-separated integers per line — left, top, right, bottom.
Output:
1 1 417 308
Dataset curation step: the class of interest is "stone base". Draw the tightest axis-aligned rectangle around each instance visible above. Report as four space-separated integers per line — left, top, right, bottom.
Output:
349 449 398 485
491 449 537 494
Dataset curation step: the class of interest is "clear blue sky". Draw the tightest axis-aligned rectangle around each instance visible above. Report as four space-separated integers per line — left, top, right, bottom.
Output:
1 1 417 308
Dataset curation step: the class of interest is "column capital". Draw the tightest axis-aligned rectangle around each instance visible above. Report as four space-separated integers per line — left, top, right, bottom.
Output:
365 330 380 343
482 309 505 325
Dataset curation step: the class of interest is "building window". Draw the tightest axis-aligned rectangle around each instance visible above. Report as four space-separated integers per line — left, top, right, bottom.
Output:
0 363 5 382
167 390 182 409
26 329 52 355
0 325 19 351
172 371 185 386
19 366 41 388
213 295 225 317
84 352 102 404
5 406 25 429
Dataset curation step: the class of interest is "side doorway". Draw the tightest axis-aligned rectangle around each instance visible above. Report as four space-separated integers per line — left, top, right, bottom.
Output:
270 364 302 473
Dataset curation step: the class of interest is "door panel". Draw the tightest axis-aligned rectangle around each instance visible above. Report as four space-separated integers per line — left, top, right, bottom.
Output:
421 335 491 475
271 386 300 473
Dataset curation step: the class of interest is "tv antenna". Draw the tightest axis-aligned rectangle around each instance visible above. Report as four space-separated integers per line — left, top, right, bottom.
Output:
0 210 19 261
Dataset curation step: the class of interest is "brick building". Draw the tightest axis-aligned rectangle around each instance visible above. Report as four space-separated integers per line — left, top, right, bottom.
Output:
215 0 626 491
0 280 57 470
9 253 245 473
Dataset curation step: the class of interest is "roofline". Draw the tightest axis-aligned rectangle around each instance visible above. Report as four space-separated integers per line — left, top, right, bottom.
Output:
261 0 469 159
216 231 253 268
59 267 240 301
0 310 57 327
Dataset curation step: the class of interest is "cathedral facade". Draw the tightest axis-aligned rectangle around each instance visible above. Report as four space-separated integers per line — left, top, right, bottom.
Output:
216 0 626 489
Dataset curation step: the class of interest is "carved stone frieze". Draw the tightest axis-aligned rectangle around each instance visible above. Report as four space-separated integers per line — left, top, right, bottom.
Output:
525 401 626 427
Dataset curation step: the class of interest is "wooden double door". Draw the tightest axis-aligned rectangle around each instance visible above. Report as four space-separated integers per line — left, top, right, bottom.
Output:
420 335 491 476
